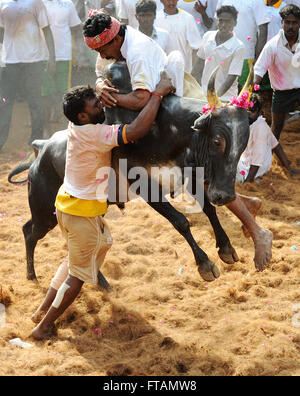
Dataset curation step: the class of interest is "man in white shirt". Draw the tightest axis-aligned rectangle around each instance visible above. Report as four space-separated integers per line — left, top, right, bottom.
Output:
254 4 300 149
155 0 202 73
178 0 218 36
0 0 55 151
237 94 297 182
216 0 270 87
118 0 162 29
83 11 181 111
42 0 82 123
135 0 175 54
192 5 245 102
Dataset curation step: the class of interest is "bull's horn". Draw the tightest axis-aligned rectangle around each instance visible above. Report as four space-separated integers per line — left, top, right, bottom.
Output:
238 64 254 99
207 67 222 108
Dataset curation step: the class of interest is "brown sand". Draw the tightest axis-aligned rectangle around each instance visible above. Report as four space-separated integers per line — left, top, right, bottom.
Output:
0 102 299 376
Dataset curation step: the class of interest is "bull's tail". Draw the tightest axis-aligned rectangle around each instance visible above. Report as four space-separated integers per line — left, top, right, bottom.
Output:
8 139 48 184
8 160 33 184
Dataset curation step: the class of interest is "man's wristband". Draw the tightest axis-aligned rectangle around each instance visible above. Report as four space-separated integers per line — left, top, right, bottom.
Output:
151 92 163 101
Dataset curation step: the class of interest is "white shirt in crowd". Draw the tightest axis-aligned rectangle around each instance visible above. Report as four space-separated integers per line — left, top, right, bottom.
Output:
197 30 245 101
254 29 300 91
96 25 185 95
216 0 271 59
237 116 278 180
178 0 218 35
155 8 202 73
0 0 50 64
43 0 81 61
147 26 175 55
265 1 287 42
285 0 300 5
118 0 162 29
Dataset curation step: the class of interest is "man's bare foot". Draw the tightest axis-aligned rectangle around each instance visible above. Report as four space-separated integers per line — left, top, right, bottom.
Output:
240 197 262 238
30 323 55 340
31 310 46 324
253 229 273 271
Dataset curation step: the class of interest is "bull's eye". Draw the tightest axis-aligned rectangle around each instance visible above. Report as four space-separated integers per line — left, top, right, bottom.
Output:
213 139 222 147
211 135 226 154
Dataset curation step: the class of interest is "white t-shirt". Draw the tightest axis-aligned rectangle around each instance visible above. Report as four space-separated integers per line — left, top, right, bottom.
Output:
0 0 50 63
149 26 175 55
216 0 271 59
265 1 287 42
155 9 202 73
254 29 300 90
119 25 168 91
96 26 184 96
64 122 121 201
178 0 218 35
285 0 300 5
237 116 278 180
197 30 245 101
118 0 162 29
43 0 81 61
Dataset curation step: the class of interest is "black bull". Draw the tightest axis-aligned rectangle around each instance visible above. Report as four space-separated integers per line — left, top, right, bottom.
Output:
8 61 250 287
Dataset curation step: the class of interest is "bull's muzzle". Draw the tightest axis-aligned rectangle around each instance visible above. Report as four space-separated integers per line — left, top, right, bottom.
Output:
207 189 236 206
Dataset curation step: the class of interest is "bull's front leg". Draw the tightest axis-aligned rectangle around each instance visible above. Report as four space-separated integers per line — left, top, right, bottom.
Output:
147 200 220 282
187 178 239 264
202 192 239 264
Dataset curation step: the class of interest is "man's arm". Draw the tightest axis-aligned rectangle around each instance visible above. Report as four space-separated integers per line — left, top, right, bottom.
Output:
191 57 205 85
217 75 238 98
194 1 213 29
125 73 174 140
245 165 259 182
42 25 56 76
255 23 268 60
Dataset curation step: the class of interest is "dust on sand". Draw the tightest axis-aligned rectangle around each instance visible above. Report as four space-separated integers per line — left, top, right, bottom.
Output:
0 103 299 376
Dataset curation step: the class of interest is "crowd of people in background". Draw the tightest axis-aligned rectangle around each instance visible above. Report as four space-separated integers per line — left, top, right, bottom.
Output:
1 0 300 181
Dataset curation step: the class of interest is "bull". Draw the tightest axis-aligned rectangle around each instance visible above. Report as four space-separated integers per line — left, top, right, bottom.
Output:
8 62 264 288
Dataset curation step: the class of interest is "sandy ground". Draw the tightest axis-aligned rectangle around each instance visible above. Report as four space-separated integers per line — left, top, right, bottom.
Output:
0 100 300 377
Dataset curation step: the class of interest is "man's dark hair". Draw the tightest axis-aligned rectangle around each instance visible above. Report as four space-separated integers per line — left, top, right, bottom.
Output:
83 13 126 42
63 86 96 125
216 5 238 21
136 0 157 14
249 93 263 113
280 4 300 20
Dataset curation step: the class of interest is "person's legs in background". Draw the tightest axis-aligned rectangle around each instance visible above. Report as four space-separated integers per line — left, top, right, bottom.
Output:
0 63 19 152
24 61 44 145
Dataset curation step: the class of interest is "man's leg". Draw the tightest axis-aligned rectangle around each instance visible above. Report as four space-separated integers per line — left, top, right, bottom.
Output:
0 64 18 151
31 256 69 323
24 62 44 144
271 111 286 140
31 274 83 340
226 195 272 271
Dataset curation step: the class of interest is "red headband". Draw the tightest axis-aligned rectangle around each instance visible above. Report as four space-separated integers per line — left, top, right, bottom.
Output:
84 12 121 50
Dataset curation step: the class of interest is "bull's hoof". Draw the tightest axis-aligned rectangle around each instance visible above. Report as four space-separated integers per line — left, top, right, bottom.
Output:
27 272 37 281
218 244 239 264
198 261 220 282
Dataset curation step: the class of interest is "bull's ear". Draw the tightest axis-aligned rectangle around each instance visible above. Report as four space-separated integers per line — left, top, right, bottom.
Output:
192 113 211 133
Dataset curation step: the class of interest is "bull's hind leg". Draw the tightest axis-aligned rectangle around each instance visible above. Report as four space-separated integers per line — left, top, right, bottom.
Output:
147 199 220 282
23 218 57 281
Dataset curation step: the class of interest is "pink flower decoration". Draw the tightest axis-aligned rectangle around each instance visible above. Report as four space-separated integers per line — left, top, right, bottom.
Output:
207 57 211 62
240 171 245 176
254 84 260 91
247 36 251 41
196 18 200 24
